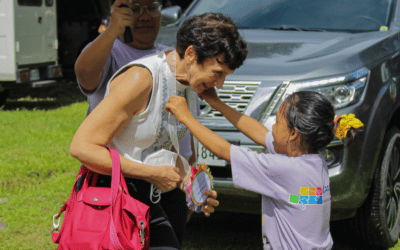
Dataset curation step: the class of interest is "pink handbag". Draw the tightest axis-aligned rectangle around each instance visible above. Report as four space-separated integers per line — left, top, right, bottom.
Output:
51 148 150 250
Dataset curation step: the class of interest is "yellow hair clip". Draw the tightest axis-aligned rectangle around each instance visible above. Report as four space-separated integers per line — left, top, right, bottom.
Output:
335 114 364 140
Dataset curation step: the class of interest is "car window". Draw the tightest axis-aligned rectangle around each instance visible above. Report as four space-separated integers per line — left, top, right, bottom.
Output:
18 0 42 6
188 0 395 32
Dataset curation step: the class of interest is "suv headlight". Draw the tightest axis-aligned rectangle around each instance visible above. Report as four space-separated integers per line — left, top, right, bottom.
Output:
260 68 369 127
292 75 367 109
273 68 369 114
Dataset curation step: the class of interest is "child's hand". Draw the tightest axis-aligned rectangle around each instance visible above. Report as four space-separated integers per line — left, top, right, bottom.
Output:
202 190 219 216
199 87 221 108
165 95 192 123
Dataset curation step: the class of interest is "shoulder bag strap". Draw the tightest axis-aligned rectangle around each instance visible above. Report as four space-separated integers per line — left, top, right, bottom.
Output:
109 147 125 250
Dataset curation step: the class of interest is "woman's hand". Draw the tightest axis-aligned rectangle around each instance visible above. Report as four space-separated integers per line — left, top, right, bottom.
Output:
108 0 134 39
149 165 181 192
165 95 193 123
202 190 219 216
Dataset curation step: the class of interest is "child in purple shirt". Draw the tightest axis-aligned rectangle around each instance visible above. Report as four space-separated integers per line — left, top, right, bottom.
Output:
165 90 363 250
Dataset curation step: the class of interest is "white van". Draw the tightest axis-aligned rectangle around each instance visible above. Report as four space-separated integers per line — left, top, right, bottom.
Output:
0 0 62 105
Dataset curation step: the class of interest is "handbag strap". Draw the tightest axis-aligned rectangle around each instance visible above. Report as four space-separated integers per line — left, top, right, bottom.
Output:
71 166 89 200
108 147 126 250
55 166 89 219
74 149 127 204
109 147 122 207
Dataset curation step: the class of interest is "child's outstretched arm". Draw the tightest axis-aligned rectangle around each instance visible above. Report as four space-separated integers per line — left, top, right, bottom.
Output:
165 95 232 162
200 88 269 148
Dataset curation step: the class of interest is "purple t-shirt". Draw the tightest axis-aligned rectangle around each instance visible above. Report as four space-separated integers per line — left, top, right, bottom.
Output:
230 132 333 250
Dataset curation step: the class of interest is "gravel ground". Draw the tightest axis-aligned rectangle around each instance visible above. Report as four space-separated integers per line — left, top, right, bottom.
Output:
182 212 366 250
183 212 263 250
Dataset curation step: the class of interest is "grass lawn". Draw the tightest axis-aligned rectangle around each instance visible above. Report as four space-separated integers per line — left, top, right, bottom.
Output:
0 81 400 249
0 82 87 249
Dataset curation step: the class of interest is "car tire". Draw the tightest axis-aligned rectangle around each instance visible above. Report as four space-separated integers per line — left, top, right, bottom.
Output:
0 90 9 107
338 126 400 248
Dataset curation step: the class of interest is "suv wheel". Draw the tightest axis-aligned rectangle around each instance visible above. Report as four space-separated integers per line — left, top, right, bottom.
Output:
339 126 400 248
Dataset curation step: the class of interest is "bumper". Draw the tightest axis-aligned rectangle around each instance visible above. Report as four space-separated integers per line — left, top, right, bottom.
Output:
30 80 58 88
1 64 63 91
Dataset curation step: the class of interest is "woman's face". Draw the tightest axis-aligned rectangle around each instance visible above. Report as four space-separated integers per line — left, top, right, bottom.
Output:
186 54 235 94
127 0 161 49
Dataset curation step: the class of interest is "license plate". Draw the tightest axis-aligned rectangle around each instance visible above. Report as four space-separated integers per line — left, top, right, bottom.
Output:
30 69 40 81
197 142 227 167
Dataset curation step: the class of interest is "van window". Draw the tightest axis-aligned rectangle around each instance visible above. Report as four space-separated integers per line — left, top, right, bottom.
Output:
18 0 42 6
45 0 54 6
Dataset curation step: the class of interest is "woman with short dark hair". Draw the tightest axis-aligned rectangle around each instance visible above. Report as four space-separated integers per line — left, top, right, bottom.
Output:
176 13 247 70
70 13 248 249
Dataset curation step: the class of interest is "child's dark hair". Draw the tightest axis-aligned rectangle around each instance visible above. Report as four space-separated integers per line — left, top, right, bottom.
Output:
282 91 359 153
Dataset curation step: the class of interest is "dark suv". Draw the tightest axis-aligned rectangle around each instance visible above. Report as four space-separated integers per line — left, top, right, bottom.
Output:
158 0 400 248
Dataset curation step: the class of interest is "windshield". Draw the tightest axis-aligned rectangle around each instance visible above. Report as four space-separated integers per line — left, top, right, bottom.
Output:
188 0 395 32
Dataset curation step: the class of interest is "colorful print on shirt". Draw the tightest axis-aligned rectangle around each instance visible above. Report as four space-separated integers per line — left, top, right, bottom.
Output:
289 186 329 210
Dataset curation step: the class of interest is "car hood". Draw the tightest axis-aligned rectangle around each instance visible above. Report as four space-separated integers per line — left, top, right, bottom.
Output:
157 26 398 81
229 29 399 81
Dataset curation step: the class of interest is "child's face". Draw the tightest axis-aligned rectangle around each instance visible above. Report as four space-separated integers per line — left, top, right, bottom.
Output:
272 104 292 154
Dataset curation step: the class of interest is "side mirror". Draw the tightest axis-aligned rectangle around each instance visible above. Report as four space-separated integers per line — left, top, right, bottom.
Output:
161 6 182 26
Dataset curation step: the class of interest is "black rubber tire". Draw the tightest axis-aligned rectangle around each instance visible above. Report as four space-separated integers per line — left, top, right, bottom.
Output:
339 126 400 248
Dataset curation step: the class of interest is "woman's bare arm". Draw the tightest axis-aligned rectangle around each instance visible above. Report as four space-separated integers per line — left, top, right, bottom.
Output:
74 30 117 92
74 0 133 92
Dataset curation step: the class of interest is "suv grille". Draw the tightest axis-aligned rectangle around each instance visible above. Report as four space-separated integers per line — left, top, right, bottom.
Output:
200 81 262 118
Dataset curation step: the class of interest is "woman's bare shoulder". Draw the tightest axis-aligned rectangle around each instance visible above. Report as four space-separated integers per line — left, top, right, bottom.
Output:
103 66 154 117
109 66 153 93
